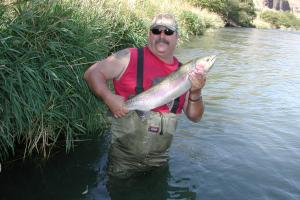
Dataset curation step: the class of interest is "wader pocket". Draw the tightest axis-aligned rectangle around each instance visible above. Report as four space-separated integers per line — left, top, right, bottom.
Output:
110 111 141 144
161 112 178 135
145 112 178 153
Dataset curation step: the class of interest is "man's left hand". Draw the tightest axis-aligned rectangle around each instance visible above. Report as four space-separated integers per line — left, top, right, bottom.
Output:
188 63 206 92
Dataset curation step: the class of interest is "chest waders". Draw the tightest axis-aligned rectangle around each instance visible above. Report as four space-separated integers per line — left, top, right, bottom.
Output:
108 48 181 178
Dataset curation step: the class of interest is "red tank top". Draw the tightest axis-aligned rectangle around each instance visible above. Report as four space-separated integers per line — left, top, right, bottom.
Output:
113 46 185 114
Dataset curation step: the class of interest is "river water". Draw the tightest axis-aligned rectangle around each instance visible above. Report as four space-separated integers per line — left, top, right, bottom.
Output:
1 28 300 200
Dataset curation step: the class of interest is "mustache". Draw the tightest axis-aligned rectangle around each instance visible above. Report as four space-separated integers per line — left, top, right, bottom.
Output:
155 38 169 45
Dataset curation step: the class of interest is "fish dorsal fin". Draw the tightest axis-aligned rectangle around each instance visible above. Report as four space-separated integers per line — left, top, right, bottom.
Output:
167 100 174 110
135 110 150 121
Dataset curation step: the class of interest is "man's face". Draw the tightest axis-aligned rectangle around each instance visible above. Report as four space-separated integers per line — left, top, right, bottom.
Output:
147 25 178 59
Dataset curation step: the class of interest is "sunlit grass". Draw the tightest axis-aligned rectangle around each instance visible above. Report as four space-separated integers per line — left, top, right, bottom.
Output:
267 10 300 29
254 9 300 30
253 15 273 29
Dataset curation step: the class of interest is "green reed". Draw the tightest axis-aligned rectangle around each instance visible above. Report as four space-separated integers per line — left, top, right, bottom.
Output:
0 0 147 161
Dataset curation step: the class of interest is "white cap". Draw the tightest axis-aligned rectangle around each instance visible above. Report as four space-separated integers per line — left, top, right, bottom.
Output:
150 13 178 31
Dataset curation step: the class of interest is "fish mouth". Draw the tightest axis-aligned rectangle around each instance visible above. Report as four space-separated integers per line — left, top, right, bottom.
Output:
207 55 216 63
200 55 216 72
206 55 216 68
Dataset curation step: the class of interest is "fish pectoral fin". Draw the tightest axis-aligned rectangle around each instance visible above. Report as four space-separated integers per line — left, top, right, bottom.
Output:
167 100 174 110
135 110 150 120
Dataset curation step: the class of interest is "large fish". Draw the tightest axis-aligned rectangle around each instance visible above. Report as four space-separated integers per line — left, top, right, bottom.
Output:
124 55 216 111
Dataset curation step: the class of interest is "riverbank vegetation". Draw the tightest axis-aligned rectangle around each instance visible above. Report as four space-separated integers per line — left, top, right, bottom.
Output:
255 9 300 30
188 0 256 27
189 0 300 30
0 0 224 162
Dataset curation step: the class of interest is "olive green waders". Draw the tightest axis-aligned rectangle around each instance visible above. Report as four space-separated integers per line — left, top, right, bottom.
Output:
108 111 178 178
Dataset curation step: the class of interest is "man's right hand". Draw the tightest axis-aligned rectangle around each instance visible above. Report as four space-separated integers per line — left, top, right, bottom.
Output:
84 48 131 118
105 94 129 118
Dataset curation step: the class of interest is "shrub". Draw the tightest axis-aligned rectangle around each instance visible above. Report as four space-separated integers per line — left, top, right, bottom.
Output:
188 0 256 27
260 10 300 29
179 11 206 36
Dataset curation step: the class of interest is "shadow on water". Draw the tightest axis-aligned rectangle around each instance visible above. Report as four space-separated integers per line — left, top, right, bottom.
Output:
0 132 197 200
0 133 108 200
82 132 197 200
89 161 197 200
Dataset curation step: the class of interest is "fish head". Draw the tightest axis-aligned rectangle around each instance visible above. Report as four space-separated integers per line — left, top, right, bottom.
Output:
194 55 216 73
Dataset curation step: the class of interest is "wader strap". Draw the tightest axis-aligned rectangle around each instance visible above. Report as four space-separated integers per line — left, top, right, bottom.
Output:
136 48 144 94
170 62 182 113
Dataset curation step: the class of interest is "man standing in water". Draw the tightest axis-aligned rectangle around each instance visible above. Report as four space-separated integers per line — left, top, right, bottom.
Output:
84 13 207 178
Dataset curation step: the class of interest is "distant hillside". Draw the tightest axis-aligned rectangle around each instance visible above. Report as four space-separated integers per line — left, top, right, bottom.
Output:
253 0 300 16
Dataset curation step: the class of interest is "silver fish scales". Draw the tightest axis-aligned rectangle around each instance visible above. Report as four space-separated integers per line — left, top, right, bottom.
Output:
125 55 216 111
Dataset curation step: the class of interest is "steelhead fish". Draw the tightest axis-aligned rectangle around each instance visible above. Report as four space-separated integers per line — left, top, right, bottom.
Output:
124 55 216 111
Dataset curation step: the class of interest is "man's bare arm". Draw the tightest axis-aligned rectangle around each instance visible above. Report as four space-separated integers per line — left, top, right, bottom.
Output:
84 49 130 118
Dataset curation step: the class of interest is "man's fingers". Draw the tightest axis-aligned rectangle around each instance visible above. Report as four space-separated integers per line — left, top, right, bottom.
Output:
195 63 204 70
113 107 129 118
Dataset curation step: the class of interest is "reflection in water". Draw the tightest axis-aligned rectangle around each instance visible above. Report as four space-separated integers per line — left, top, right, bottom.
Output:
87 133 197 200
107 167 170 200
0 137 102 200
107 169 197 200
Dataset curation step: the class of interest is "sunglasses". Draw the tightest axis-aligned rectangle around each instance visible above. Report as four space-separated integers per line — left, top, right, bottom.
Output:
151 28 175 36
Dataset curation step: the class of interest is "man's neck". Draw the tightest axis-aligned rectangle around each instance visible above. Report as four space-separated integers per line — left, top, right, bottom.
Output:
158 55 174 64
146 45 174 64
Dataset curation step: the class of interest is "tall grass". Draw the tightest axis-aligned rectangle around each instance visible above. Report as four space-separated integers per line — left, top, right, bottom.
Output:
0 0 139 161
0 0 224 162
